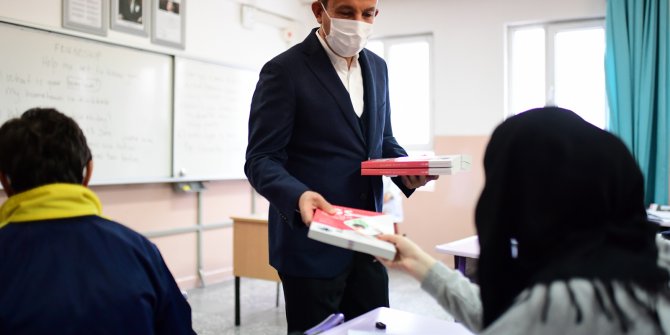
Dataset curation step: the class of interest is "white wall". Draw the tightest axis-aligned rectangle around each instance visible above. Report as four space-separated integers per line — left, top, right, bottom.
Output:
0 0 609 284
0 0 310 69
0 0 602 137
371 0 606 136
0 0 314 288
184 0 310 68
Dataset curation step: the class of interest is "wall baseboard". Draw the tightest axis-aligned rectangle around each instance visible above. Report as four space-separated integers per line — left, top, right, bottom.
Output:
176 266 235 289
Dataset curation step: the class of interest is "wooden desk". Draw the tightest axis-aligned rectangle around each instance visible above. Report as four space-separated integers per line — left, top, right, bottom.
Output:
319 307 474 334
436 236 518 281
231 214 280 326
435 236 479 275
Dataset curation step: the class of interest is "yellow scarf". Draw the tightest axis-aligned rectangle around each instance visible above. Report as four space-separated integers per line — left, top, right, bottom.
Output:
0 183 103 228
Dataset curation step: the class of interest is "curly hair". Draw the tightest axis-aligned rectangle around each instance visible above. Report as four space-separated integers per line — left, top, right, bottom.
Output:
0 108 92 193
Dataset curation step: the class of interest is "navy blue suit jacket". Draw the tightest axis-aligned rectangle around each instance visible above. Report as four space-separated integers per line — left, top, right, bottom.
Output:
245 29 412 278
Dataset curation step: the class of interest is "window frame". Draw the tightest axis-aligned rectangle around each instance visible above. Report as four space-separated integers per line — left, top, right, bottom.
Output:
368 33 435 151
505 18 606 119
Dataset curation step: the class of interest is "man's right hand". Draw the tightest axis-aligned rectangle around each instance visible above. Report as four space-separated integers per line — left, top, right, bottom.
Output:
298 191 335 226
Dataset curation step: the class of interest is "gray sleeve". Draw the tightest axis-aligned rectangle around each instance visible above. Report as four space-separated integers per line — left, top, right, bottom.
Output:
420 262 483 332
656 235 670 272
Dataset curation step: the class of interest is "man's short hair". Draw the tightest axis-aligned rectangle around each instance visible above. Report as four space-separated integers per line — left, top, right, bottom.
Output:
0 108 92 193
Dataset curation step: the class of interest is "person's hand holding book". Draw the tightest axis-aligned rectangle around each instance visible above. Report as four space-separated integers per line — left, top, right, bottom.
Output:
400 175 440 189
377 234 437 281
298 191 335 226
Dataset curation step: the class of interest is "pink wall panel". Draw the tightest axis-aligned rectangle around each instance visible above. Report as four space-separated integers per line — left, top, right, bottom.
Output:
152 234 198 289
401 136 489 267
92 181 253 288
201 180 253 224
0 135 489 286
202 228 234 283
94 184 197 233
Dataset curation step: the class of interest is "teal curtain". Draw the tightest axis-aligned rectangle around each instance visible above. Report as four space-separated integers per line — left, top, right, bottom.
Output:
605 0 669 205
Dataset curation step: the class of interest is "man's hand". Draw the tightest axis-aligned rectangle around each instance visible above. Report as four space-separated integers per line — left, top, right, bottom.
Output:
298 191 335 226
400 175 439 189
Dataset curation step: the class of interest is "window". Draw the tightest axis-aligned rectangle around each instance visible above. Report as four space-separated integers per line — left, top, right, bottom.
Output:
367 34 433 151
507 19 606 128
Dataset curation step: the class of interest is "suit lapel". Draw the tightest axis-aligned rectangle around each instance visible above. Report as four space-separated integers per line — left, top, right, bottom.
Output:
302 31 366 146
358 50 378 155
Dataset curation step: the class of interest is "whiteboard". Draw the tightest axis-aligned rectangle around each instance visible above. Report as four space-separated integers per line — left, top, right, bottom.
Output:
0 23 173 184
174 57 258 180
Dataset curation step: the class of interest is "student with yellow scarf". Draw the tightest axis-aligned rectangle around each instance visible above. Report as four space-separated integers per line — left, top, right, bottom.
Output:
0 108 195 334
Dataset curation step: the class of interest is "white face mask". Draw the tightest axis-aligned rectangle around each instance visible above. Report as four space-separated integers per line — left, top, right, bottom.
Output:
321 4 374 58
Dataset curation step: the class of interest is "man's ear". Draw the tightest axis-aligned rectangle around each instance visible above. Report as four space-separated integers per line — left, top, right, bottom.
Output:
0 172 14 197
312 1 324 24
83 160 94 187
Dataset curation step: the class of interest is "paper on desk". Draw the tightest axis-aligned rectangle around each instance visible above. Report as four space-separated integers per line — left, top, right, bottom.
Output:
348 331 378 335
647 209 670 223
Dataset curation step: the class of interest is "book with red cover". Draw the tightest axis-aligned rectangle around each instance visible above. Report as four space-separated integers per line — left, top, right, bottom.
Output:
308 205 396 260
361 155 459 169
361 167 453 176
361 154 471 176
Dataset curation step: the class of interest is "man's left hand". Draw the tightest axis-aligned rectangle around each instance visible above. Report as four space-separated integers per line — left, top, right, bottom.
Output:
400 175 439 189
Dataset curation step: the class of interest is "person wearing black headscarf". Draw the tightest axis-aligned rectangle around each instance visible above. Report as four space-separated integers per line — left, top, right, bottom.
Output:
380 107 670 334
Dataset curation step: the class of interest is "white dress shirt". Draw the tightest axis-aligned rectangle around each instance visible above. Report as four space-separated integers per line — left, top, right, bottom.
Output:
316 30 365 118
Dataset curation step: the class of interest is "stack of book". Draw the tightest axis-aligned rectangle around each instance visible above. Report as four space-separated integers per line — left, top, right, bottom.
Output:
360 154 470 176
647 204 670 228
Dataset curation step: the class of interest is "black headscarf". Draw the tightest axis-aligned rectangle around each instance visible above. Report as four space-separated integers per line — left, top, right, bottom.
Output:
475 107 669 329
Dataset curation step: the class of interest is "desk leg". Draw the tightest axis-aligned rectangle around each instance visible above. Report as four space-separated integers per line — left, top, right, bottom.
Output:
235 276 240 326
455 256 466 274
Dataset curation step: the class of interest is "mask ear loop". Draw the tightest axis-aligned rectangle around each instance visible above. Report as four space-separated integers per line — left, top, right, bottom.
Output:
320 1 332 37
320 1 328 17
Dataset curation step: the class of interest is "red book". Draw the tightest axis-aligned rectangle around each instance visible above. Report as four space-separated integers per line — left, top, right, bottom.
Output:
361 167 453 176
361 155 459 169
308 205 396 260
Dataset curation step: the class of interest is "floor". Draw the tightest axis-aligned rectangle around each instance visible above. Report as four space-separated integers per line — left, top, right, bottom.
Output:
188 269 453 335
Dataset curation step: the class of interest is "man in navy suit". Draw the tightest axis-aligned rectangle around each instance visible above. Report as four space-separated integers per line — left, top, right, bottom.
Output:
245 0 436 332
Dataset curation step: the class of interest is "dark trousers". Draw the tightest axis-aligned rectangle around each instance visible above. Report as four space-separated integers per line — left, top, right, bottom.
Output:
279 252 389 334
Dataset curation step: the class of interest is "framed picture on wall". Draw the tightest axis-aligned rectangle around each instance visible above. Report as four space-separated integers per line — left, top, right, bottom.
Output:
152 0 185 49
111 0 148 36
63 0 109 36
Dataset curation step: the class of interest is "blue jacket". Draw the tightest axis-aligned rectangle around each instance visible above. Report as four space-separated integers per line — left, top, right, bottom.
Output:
245 29 411 278
0 216 194 335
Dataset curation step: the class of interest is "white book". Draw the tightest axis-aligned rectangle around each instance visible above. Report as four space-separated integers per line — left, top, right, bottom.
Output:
647 209 670 227
361 154 472 175
308 205 396 260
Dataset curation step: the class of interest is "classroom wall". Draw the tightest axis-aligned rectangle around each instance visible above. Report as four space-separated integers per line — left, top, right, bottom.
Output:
0 0 306 289
372 0 607 136
364 0 607 263
0 0 609 287
0 0 307 68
